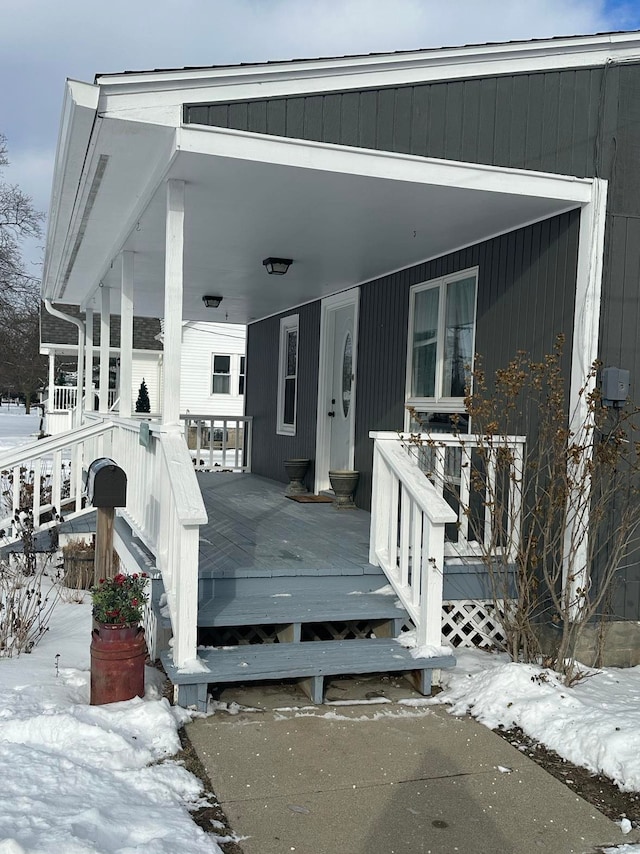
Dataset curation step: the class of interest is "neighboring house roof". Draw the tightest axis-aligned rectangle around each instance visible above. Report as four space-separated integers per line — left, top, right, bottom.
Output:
40 303 163 351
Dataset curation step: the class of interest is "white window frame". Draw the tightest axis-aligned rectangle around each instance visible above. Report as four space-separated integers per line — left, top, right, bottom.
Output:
277 314 299 435
405 266 478 429
238 355 246 396
211 353 232 395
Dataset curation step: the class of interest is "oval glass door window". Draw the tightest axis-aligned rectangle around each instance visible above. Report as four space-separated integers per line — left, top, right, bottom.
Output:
342 332 353 417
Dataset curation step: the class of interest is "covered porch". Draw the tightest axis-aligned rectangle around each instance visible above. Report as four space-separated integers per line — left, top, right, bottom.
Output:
36 73 606 703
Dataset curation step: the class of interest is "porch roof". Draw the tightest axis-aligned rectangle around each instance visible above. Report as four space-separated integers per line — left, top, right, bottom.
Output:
42 79 595 326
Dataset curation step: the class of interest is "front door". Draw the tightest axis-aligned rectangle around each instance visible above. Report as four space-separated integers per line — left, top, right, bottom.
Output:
316 292 359 491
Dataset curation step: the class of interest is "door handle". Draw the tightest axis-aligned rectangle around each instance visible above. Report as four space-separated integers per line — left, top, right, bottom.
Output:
328 410 335 417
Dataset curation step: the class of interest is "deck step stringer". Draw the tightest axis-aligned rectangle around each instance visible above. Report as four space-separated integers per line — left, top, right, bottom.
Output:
161 639 455 712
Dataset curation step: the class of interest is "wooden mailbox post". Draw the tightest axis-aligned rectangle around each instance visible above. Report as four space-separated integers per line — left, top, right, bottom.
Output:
86 458 127 585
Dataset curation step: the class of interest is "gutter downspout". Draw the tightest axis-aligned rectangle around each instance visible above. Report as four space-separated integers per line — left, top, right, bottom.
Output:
44 299 85 428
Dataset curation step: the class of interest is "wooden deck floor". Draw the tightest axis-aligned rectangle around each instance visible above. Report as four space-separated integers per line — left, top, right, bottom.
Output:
196 472 375 578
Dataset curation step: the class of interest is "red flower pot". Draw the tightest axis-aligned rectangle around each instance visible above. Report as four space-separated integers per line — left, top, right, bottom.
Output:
90 622 146 705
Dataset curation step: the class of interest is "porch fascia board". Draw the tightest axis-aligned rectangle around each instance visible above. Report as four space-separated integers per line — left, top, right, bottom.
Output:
94 32 640 110
42 80 100 298
177 124 594 205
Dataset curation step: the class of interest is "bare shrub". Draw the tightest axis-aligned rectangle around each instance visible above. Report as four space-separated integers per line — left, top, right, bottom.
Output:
406 336 640 684
0 511 60 656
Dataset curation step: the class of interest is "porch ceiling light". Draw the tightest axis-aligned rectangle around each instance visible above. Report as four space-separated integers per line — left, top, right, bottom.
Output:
202 295 222 308
262 257 292 276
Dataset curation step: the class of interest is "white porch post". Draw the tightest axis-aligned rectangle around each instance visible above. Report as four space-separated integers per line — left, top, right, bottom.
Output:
84 307 94 412
162 179 184 426
99 286 110 413
564 178 608 618
47 352 56 413
74 321 85 428
119 252 134 419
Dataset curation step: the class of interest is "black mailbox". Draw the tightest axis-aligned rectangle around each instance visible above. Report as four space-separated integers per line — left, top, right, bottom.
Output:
86 458 127 507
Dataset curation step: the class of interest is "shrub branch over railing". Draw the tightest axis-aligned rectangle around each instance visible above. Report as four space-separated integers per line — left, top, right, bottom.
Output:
405 335 640 684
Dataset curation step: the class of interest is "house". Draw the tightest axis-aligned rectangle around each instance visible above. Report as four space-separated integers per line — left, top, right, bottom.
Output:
179 321 246 417
40 304 164 427
41 307 246 427
9 29 639 705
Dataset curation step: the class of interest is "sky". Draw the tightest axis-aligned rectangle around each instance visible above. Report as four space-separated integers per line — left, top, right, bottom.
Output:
2 0 640 271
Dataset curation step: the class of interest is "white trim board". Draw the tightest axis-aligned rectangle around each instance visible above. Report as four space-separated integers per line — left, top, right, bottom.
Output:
178 124 594 204
315 290 360 493
94 32 640 109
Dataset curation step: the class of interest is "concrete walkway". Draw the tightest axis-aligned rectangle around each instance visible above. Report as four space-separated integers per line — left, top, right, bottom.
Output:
186 677 638 854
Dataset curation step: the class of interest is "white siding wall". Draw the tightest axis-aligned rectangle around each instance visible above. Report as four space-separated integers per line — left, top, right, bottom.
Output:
131 352 162 414
179 322 246 415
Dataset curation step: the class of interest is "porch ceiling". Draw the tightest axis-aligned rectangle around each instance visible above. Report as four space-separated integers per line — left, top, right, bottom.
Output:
46 117 593 325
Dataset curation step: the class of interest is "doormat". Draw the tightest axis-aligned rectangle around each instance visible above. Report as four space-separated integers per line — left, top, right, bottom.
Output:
286 494 334 503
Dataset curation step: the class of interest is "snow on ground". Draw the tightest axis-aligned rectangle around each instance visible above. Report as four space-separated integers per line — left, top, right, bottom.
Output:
0 407 221 853
0 405 41 455
0 597 221 853
433 648 640 795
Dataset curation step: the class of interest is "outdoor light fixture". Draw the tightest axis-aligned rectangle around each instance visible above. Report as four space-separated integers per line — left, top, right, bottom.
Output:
202 295 222 308
262 257 292 276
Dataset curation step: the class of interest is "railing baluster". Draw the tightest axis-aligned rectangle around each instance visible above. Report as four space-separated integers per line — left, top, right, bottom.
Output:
52 450 62 516
12 464 20 520
388 469 399 571
398 484 411 587
32 457 42 526
410 498 422 593
458 444 472 544
433 444 446 496
508 441 524 560
484 448 497 550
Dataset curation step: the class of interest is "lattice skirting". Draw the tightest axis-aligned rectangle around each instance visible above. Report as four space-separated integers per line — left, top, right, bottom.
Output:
199 620 382 647
441 599 507 650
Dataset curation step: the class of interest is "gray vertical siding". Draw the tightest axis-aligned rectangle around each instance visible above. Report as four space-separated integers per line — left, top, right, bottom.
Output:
246 302 321 487
184 66 608 176
195 61 640 619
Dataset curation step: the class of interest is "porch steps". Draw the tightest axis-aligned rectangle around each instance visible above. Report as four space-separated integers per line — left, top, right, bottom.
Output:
160 639 455 712
197 573 402 627
150 473 455 710
167 570 455 711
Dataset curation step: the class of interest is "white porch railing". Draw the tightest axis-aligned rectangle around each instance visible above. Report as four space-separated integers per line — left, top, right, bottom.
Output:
396 431 526 560
102 417 207 668
369 433 456 647
180 415 252 472
45 386 117 413
369 431 525 646
48 385 77 410
0 414 206 668
0 420 115 535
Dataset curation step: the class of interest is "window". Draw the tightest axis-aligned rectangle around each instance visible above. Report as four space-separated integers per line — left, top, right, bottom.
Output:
238 356 246 396
277 315 299 435
407 268 477 420
212 354 231 394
